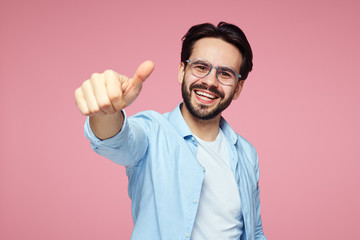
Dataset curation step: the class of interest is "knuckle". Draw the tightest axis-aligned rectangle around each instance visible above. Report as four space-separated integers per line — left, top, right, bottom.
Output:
90 73 102 83
81 79 91 88
91 72 100 79
74 88 81 97
104 69 114 75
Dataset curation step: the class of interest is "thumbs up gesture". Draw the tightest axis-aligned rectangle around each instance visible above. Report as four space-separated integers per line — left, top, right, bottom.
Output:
75 60 155 116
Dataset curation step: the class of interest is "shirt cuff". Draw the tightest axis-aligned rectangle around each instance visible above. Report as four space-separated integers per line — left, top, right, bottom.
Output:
84 110 130 149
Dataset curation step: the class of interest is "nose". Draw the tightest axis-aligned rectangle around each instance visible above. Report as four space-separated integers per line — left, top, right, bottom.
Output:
201 66 219 86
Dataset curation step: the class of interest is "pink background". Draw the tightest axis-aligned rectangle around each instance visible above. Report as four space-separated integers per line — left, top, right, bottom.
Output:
1 0 359 239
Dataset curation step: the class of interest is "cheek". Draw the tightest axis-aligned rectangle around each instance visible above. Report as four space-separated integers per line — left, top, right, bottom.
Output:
223 87 236 99
183 72 199 87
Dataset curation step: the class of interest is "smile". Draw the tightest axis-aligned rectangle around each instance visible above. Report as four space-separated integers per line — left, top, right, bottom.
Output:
194 90 219 101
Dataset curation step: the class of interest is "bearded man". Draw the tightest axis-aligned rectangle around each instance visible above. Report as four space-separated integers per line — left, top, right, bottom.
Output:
75 22 267 240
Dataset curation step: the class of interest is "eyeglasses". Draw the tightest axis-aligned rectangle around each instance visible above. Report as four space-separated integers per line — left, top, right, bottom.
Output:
186 58 241 86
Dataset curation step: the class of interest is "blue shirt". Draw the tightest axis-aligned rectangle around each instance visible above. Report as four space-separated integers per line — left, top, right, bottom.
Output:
85 104 266 240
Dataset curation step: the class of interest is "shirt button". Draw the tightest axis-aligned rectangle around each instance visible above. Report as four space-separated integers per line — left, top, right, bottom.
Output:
193 199 198 203
185 233 190 238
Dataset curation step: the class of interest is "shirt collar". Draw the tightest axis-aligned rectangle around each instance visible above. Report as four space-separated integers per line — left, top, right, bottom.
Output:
219 117 238 145
168 103 193 138
168 103 238 145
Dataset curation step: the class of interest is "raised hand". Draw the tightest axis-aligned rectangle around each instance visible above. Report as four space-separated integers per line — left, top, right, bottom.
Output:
74 61 154 140
75 60 155 116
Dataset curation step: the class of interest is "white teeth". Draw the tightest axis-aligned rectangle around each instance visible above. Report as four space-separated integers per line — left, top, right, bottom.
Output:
195 91 216 99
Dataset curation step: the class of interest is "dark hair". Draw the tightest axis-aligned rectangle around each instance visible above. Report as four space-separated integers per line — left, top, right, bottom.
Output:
181 22 253 80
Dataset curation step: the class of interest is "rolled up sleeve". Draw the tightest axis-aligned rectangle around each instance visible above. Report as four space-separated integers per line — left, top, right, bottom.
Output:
84 110 148 168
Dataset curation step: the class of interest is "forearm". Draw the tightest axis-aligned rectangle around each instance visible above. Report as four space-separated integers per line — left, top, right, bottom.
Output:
89 111 124 140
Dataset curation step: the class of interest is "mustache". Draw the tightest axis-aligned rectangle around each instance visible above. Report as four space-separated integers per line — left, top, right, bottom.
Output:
189 83 224 99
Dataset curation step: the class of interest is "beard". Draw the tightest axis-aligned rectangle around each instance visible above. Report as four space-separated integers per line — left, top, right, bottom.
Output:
181 78 234 121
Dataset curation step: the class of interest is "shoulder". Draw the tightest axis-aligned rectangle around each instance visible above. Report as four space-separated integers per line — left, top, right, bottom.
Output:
236 134 256 154
221 118 256 152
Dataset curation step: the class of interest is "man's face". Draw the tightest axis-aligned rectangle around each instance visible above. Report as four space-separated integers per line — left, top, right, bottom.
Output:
178 37 244 120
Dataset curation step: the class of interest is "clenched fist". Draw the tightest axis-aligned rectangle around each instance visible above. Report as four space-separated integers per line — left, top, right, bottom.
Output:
75 60 155 116
74 61 154 140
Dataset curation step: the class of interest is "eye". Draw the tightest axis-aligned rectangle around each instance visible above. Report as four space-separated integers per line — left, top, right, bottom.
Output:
218 68 235 79
220 71 231 77
193 62 210 73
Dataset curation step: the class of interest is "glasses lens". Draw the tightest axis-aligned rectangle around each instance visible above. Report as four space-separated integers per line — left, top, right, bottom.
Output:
217 67 236 85
188 59 238 85
190 60 211 78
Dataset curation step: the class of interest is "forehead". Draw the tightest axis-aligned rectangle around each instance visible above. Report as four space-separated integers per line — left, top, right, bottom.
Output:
190 37 243 70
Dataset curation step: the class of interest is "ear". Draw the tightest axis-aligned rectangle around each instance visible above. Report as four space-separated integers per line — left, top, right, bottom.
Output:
232 80 245 100
178 62 185 84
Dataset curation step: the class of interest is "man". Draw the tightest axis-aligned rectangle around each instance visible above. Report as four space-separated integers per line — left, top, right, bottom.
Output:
75 22 266 240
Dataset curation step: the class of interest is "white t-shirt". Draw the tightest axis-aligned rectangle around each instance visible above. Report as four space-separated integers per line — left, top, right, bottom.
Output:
191 129 243 240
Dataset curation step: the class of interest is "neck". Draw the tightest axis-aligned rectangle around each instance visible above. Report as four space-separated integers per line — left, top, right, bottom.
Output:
180 103 221 142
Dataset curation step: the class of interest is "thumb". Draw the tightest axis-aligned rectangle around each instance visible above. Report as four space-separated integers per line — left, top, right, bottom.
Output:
120 60 155 107
132 60 155 86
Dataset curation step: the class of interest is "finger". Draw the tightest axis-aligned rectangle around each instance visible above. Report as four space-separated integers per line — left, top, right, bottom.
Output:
104 70 125 111
81 79 102 115
91 73 116 114
132 60 155 87
75 87 90 115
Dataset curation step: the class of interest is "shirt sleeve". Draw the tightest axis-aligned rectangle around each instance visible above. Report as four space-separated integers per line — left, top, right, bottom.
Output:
84 110 149 168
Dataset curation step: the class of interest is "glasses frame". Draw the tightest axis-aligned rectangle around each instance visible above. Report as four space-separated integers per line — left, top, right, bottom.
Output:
186 58 241 86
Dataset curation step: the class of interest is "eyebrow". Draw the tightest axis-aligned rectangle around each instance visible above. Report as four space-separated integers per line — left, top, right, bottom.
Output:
192 58 238 70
